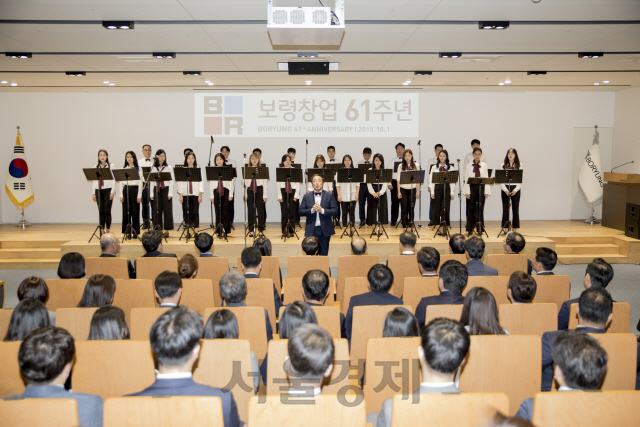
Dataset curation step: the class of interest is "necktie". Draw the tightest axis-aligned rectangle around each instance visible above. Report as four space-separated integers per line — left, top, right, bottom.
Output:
506 164 514 170
98 164 106 190
439 166 446 172
250 178 257 192
473 163 481 178
217 179 224 194
315 192 321 196
330 159 335 162
224 159 228 164
285 181 292 194
159 166 166 189
365 161 369 164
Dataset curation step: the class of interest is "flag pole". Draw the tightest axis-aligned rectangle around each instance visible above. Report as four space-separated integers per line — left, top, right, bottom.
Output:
13 126 33 228
584 125 601 225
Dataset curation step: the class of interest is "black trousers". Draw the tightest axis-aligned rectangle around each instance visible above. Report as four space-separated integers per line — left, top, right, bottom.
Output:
358 184 369 223
141 184 154 223
341 201 357 227
121 185 140 234
214 188 231 233
181 195 200 228
501 186 521 229
247 186 265 231
390 179 400 223
466 184 485 232
432 185 451 226
230 187 235 226
153 187 174 230
95 189 113 229
399 188 417 227
295 199 300 223
333 181 340 221
279 189 297 232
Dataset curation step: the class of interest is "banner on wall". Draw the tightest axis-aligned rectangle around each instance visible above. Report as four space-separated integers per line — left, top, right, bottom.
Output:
194 93 419 138
578 127 604 204
5 127 35 210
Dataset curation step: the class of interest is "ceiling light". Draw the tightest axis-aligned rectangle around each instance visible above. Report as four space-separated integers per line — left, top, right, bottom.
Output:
65 72 86 77
305 79 312 85
402 82 410 85
183 71 201 76
439 53 462 58
103 81 109 84
204 80 210 83
405 80 412 84
479 21 509 30
603 80 610 83
1 81 7 84
298 52 319 58
109 83 115 86
499 82 505 85
153 53 176 59
579 53 604 59
207 82 214 85
505 80 512 84
527 71 547 75
102 21 134 30
414 71 432 76
6 53 32 59
594 83 600 85
11 83 17 86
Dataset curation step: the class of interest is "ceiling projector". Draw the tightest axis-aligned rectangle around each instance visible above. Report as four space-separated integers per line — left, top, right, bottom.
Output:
267 0 345 47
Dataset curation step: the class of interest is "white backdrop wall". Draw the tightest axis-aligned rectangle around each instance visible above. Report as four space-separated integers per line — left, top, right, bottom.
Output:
0 91 614 226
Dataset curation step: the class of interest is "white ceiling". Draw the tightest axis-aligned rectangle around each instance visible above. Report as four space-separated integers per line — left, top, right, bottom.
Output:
0 0 639 92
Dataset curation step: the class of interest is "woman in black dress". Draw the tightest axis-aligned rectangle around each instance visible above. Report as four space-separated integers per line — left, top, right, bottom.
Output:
366 153 388 234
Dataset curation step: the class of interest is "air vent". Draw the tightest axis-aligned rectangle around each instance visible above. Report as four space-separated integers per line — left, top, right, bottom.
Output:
454 55 501 63
272 9 287 25
291 9 305 25
617 54 640 62
313 10 328 24
114 55 160 63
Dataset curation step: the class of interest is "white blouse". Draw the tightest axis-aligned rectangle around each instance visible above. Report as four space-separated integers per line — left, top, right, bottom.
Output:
277 181 301 199
118 166 143 199
428 164 457 194
244 177 268 195
390 155 404 180
367 172 388 195
92 163 116 194
463 161 491 196
209 167 235 199
396 162 421 190
500 163 523 193
149 164 174 195
176 167 204 196
337 180 358 202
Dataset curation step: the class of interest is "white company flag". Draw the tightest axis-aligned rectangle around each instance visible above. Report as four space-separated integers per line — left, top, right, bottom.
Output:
5 128 35 209
577 128 604 204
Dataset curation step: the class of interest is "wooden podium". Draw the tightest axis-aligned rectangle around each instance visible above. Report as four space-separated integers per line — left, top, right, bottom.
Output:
602 173 640 231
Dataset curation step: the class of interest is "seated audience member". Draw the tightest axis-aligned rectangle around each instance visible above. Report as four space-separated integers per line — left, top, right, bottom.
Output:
4 299 51 341
489 412 535 427
254 237 282 289
87 306 130 340
557 258 613 330
517 331 608 421
284 323 335 396
128 307 241 427
154 271 182 307
449 233 466 255
302 236 321 256
373 318 471 427
507 271 537 304
345 264 403 343
531 247 557 275
460 287 508 335
417 246 440 276
18 276 55 325
302 269 345 329
465 237 498 276
351 236 367 255
4 327 103 427
240 247 283 314
140 230 177 258
399 231 417 255
57 252 86 279
415 260 468 328
203 309 260 392
178 253 198 279
77 274 115 308
504 231 532 275
219 271 273 341
383 307 419 338
194 232 215 257
99 233 135 279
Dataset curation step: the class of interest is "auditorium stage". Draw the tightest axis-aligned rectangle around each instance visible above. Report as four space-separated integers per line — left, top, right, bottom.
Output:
0 221 638 270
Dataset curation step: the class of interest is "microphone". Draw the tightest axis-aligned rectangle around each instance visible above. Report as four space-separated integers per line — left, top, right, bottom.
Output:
210 136 214 143
417 140 421 146
306 139 309 145
611 160 634 172
456 159 461 162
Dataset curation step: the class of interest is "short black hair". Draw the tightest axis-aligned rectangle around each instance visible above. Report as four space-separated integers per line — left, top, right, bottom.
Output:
505 232 526 254
449 234 466 255
383 307 419 338
150 306 203 367
552 330 607 390
368 264 394 293
465 236 485 259
4 299 51 341
88 306 129 340
241 247 262 269
535 247 557 271
219 271 247 303
434 144 443 150
508 271 537 303
142 144 151 150
363 147 372 155
221 146 230 152
57 252 85 279
439 260 468 293
19 326 74 384
141 230 163 253
417 246 440 271
327 146 335 151
252 148 262 154
203 309 239 339
578 287 613 325
421 318 470 374
77 274 116 308
154 271 183 299
302 270 330 302
585 259 614 288
287 147 296 154
350 237 367 255
302 236 320 256
194 233 213 254
471 139 481 146
279 301 318 339
17 276 49 303
395 142 405 149
287 324 334 380
399 231 417 249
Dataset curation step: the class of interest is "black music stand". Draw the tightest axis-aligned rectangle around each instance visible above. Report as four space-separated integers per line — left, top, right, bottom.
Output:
147 171 172 243
205 166 236 242
431 170 459 239
366 169 393 241
112 168 141 243
140 166 153 230
242 166 270 241
467 176 495 238
494 169 523 238
84 167 114 243
276 168 303 241
398 170 426 238
337 168 365 238
174 167 202 243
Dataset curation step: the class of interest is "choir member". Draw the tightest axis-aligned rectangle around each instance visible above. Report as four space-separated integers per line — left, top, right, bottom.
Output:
244 152 267 236
463 147 491 235
357 147 373 226
210 153 234 235
307 154 333 193
463 139 486 226
119 151 142 236
139 144 154 229
177 151 204 233
429 149 455 235
92 149 115 233
287 147 300 226
277 154 299 235
336 154 359 231
501 148 522 230
327 145 340 221
220 146 237 229
367 154 388 234
396 149 420 229
388 143 405 226
149 149 174 236
426 144 443 226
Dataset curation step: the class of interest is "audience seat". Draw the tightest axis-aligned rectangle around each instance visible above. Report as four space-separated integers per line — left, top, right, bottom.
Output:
204 307 268 360
350 305 412 365
0 398 79 426
425 304 463 325
85 257 130 280
0 341 24 396
287 256 331 280
337 255 379 306
437 254 468 272
342 278 370 316
279 305 342 339
401 277 439 314
135 257 178 281
130 307 171 340
195 257 229 307
463 276 510 307
568 302 630 332
175 279 215 317
112 279 155 325
486 254 528 277
386 255 420 298
498 303 557 336
530 275 570 314
237 256 281 294
244 278 277 330
45 279 86 311
0 280 4 308
104 396 223 427
0 309 14 339
55 307 98 341
282 277 336 306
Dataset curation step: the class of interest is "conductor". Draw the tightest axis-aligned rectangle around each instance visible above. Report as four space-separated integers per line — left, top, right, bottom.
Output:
299 174 339 256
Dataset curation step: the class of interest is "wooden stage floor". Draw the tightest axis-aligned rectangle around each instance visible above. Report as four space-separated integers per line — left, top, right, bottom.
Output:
0 221 638 269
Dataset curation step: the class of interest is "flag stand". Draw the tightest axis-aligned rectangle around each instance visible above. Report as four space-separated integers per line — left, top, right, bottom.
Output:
585 206 600 225
15 209 32 228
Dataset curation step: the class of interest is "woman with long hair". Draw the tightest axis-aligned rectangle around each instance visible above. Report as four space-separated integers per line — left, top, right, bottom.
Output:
149 149 174 236
336 154 359 231
87 306 130 340
366 154 389 234
177 151 204 233
397 149 420 230
460 287 508 335
4 299 50 341
501 148 522 230
210 152 234 236
277 154 299 235
383 307 419 338
17 276 55 325
463 147 491 235
92 149 116 233
120 150 142 236
77 274 116 308
429 149 456 235
307 154 332 193
244 152 267 236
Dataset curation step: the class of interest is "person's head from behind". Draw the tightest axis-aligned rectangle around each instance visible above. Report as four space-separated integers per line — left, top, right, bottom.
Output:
420 318 470 379
178 254 198 279
460 287 505 335
350 236 367 255
367 264 394 293
438 260 468 293
507 271 537 303
465 236 485 260
584 259 614 289
552 330 607 390
154 271 183 305
18 326 75 386
4 299 50 341
88 306 129 340
302 236 320 256
577 287 613 329
203 309 239 339
253 237 272 256
240 247 262 273
383 307 419 338
194 232 213 254
449 233 466 255
417 246 440 274
150 306 203 371
399 231 417 253
57 252 85 279
302 270 330 304
279 301 319 339
141 230 163 253
533 247 557 273
219 271 247 304
487 412 536 427
100 233 120 255
285 324 334 389
504 231 526 254
77 274 115 308
17 276 49 304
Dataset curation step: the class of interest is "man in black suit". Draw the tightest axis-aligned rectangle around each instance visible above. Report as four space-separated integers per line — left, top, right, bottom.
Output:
99 233 135 279
301 236 320 256
344 264 403 344
240 247 283 315
154 271 182 307
299 174 339 256
284 324 335 397
417 246 440 277
557 258 613 330
220 270 273 341
194 232 215 257
504 231 532 275
531 247 557 275
398 231 417 255
128 307 241 427
141 230 177 258
507 271 537 304
449 233 466 255
301 269 345 328
464 236 498 276
415 259 467 328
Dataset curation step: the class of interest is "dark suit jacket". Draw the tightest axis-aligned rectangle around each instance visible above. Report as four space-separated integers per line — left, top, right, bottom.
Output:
200 253 216 257
535 271 555 275
299 190 339 237
557 297 579 330
344 291 403 342
128 377 240 427
465 259 498 276
225 301 273 341
100 253 135 279
415 290 465 328
244 273 283 314
135 250 177 270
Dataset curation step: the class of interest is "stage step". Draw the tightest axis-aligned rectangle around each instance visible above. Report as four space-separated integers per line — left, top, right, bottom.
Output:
0 259 61 269
549 237 616 245
0 248 61 259
555 243 620 256
557 254 627 264
0 240 68 249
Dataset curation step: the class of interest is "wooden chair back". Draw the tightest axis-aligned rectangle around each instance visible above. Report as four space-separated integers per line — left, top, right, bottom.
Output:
337 255 379 306
363 337 422 414
193 339 255 422
135 257 178 281
279 305 342 339
568 302 630 332
437 254 468 272
530 275 570 313
498 303 557 336
86 257 130 280
175 279 215 316
286 256 331 279
245 278 277 331
204 306 269 360
0 341 25 397
486 254 528 277
104 396 224 427
342 277 370 315
532 390 640 426
282 277 336 306
350 305 412 365
236 256 282 294
0 309 14 339
425 304 463 325
459 335 541 415
130 307 171 340
73 340 156 399
248 394 366 427
390 392 510 427
463 276 510 307
55 308 98 341
0 398 79 427
195 257 229 307
112 279 155 325
387 255 420 298
45 279 86 311
402 277 439 314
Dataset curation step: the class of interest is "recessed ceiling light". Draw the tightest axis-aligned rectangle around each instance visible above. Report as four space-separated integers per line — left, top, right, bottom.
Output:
207 82 214 85
527 71 547 75
6 53 32 59
298 52 319 58
1 81 7 84
439 53 462 58
102 21 134 30
103 81 109 84
305 79 312 85
594 83 600 85
204 80 210 83
579 53 604 59
11 83 17 86
414 71 432 76
65 72 86 77
499 82 505 85
603 80 610 83
153 53 176 59
505 80 512 84
183 71 201 76
479 21 509 30
405 80 412 84
402 82 410 85
109 83 116 86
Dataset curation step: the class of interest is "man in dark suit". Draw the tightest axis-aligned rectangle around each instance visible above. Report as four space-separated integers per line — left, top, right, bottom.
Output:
507 271 537 304
417 246 440 277
464 236 498 276
5 327 103 427
299 174 339 256
301 236 320 256
557 258 613 330
284 324 335 397
135 230 177 271
154 270 182 307
386 231 417 266
220 270 273 341
415 260 467 328
240 247 283 315
449 233 466 255
194 232 215 257
504 231 532 275
531 247 557 275
100 233 135 279
301 269 345 327
128 307 241 427
345 264 403 344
